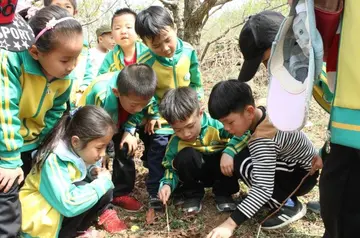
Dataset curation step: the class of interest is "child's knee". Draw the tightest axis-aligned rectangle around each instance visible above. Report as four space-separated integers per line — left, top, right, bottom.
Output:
173 148 204 182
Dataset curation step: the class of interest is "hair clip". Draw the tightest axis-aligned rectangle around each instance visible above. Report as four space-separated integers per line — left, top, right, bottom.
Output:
69 106 82 118
34 16 75 42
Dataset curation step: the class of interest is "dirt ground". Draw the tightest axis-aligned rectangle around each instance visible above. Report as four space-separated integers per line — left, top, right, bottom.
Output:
99 64 329 237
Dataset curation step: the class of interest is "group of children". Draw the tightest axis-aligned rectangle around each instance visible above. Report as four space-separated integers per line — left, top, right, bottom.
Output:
0 0 323 237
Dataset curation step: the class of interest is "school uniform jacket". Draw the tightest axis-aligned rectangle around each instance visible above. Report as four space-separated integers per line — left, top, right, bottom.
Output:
127 38 204 135
0 50 73 169
78 71 154 130
69 41 94 107
20 141 114 238
159 113 250 191
97 41 149 75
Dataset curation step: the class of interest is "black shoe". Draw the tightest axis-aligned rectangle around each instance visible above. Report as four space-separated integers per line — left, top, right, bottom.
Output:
183 197 203 213
149 195 163 211
215 195 236 212
172 193 185 206
261 200 307 230
307 201 320 214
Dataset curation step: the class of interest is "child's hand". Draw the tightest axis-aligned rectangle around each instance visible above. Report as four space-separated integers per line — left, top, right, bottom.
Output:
145 119 162 135
310 154 323 175
120 131 138 155
0 167 24 193
97 169 112 181
220 153 234 177
206 218 237 238
90 167 106 178
158 184 171 205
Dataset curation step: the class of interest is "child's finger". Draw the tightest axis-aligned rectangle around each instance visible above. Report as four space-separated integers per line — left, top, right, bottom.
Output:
4 177 14 193
156 120 162 129
0 176 8 191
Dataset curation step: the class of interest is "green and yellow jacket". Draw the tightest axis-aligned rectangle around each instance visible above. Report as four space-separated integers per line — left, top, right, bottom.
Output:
78 71 154 130
97 41 149 75
127 38 204 135
69 41 94 107
20 141 113 238
329 0 360 150
160 113 250 191
0 50 73 169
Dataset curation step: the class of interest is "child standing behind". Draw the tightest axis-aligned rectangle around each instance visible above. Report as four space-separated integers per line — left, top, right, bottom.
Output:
158 87 249 213
207 80 323 238
89 25 115 75
44 0 95 107
98 8 148 75
20 106 126 238
0 6 82 237
125 6 204 210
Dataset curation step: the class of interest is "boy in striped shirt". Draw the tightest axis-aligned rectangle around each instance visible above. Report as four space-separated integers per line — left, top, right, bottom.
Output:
207 80 323 237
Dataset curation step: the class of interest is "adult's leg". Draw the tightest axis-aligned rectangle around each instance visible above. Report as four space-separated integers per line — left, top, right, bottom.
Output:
320 143 360 238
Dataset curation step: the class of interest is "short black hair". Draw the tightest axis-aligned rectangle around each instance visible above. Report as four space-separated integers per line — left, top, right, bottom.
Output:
208 80 255 119
159 87 199 125
117 63 157 98
112 8 137 28
43 0 77 10
135 6 175 42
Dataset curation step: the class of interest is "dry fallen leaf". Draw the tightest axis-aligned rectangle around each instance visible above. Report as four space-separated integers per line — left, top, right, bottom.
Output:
146 208 155 225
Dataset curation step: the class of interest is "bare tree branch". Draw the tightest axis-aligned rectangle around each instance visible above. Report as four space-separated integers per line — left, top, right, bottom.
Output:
159 0 178 8
214 0 234 7
82 0 121 26
200 3 288 61
124 0 131 8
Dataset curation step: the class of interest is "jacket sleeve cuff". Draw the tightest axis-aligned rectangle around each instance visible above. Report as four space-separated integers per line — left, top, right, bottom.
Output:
230 209 249 226
222 147 236 158
90 177 114 198
0 153 23 169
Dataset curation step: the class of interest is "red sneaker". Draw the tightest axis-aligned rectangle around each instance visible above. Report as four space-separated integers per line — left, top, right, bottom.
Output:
98 209 127 233
112 195 143 212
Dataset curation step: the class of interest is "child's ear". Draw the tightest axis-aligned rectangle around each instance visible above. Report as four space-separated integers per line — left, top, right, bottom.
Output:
112 88 120 97
28 45 40 60
71 136 81 149
199 104 205 116
73 10 78 16
245 105 255 118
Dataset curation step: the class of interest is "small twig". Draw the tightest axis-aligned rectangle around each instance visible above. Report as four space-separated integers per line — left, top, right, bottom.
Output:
165 204 170 235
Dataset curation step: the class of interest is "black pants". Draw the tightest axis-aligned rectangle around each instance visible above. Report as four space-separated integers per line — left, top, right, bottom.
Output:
139 130 170 197
58 182 113 238
320 143 360 238
233 148 318 207
172 147 239 198
111 132 135 197
0 150 35 238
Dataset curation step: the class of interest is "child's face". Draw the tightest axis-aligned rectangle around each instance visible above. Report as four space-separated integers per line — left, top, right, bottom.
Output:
50 0 76 16
219 109 253 137
112 14 137 49
144 26 177 58
117 92 152 115
171 110 203 142
30 33 83 80
99 33 115 51
72 129 113 165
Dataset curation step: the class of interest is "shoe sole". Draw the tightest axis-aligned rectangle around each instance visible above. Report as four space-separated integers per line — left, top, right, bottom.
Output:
261 204 307 230
183 203 202 214
121 206 143 213
215 204 236 212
